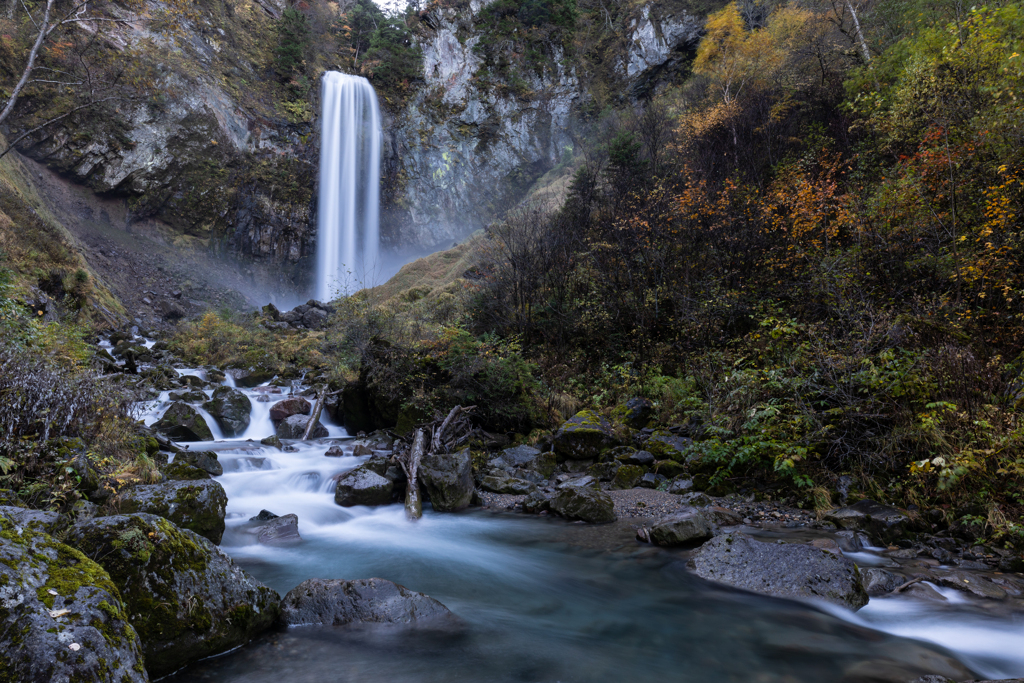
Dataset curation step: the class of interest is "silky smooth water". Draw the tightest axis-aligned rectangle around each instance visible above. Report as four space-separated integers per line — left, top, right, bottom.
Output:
316 72 382 301
144 380 1024 683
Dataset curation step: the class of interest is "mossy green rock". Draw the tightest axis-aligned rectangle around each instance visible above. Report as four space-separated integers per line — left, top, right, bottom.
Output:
420 447 475 512
612 465 645 490
154 402 214 442
118 480 227 544
0 513 147 683
654 460 687 478
645 432 692 462
552 410 621 461
160 462 211 481
0 506 63 536
67 514 280 678
202 387 252 437
550 487 616 523
173 451 223 476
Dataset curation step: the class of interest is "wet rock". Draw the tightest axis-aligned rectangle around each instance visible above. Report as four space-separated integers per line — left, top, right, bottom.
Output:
649 508 714 546
587 461 621 481
168 388 208 402
420 447 475 512
262 303 281 321
825 499 909 543
557 474 598 490
628 450 656 467
480 472 537 495
255 514 300 544
864 568 907 596
118 479 227 544
276 413 329 440
250 509 278 522
279 577 454 627
334 467 394 507
0 513 146 683
154 401 214 441
551 487 616 523
706 506 743 527
260 434 283 449
203 387 252 437
934 571 1008 600
553 410 621 460
269 397 312 422
174 450 223 476
325 445 345 456
612 464 645 489
67 513 280 678
352 443 374 456
693 533 869 610
229 368 276 388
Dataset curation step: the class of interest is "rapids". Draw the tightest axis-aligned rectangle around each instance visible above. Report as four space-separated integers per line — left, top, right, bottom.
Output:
138 377 1024 683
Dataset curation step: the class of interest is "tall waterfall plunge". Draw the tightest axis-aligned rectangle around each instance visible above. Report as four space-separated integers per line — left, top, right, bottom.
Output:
316 72 382 301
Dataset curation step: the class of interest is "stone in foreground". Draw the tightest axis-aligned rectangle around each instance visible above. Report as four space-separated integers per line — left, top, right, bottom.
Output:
334 466 394 507
0 513 147 683
649 508 714 546
280 577 454 627
118 479 227 544
551 487 616 523
419 447 475 512
693 533 869 610
67 513 280 678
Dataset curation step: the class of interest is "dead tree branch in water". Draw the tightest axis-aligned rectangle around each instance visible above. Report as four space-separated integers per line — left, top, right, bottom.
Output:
302 385 327 441
397 406 476 521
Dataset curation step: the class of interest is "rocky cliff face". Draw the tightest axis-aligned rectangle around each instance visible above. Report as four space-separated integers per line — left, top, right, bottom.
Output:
10 0 707 285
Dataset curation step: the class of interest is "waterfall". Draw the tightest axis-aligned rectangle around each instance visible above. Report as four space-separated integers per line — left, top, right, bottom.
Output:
316 72 382 301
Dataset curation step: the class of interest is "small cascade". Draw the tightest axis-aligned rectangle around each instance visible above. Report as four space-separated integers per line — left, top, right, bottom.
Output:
316 72 383 301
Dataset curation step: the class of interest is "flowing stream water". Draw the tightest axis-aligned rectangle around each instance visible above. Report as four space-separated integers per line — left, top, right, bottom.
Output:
140 375 1024 683
316 72 382 301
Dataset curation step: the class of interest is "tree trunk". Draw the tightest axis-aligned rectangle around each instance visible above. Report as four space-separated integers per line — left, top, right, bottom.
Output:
302 385 327 441
846 0 871 64
404 429 426 520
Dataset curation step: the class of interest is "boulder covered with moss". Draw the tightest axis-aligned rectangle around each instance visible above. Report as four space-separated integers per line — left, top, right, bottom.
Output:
550 487 616 523
154 401 214 441
419 447 475 512
0 505 63 535
117 479 227 544
552 410 622 461
173 450 223 476
67 513 280 678
0 513 147 683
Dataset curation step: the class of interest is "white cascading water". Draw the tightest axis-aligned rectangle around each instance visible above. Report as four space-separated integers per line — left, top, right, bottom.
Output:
316 72 382 301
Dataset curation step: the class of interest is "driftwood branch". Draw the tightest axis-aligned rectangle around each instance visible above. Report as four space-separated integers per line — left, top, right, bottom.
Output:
431 405 463 454
302 385 327 441
402 428 426 520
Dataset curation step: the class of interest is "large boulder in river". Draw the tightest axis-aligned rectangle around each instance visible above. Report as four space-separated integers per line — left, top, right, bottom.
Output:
420 447 475 512
649 508 714 546
279 578 454 627
825 499 910 544
553 410 621 460
173 450 223 476
0 513 147 683
550 487 616 523
154 401 213 441
67 513 280 678
269 396 311 422
202 386 252 437
276 413 329 440
334 466 394 507
118 479 227 544
693 532 869 610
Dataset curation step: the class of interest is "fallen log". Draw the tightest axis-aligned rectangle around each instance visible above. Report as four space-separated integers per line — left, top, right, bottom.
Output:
302 385 327 441
402 429 426 520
